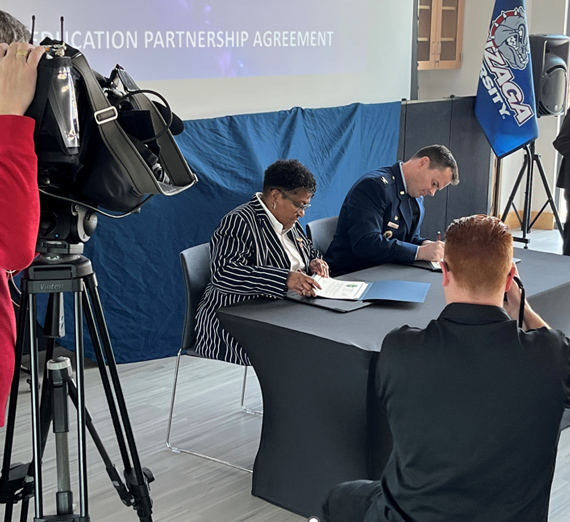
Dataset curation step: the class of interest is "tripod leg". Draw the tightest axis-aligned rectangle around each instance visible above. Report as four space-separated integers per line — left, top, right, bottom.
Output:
73 289 89 519
501 153 529 224
1 287 70 521
47 357 74 516
81 291 133 469
0 280 30 521
1 279 29 486
27 292 45 520
82 275 154 522
533 154 565 236
65 375 139 508
520 147 534 244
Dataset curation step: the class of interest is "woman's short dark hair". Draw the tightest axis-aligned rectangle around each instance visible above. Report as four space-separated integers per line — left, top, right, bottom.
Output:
263 159 317 195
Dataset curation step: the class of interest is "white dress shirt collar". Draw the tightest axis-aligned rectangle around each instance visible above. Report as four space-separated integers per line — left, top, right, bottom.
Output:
255 193 305 272
398 162 408 194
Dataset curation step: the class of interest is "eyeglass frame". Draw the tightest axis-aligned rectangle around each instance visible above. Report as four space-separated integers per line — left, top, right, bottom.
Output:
279 190 311 214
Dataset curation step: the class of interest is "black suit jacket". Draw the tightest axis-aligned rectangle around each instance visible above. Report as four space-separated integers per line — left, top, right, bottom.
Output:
553 110 570 190
368 303 570 522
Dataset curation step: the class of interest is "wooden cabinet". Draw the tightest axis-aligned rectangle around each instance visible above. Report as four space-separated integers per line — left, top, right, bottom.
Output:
417 0 464 70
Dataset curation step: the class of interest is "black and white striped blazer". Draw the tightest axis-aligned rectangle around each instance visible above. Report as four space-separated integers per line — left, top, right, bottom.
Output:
195 195 321 365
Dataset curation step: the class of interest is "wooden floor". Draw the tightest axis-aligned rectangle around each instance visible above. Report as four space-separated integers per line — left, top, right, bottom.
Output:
0 227 568 522
0 354 301 522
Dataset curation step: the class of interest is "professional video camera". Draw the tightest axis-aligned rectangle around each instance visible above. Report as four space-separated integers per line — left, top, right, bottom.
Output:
0 35 197 522
25 37 197 250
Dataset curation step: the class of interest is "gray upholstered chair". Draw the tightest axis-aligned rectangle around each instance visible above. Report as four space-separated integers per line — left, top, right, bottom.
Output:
306 216 339 255
165 243 258 472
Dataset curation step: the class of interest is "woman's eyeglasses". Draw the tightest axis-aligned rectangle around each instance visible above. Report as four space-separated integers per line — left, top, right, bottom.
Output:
279 190 311 214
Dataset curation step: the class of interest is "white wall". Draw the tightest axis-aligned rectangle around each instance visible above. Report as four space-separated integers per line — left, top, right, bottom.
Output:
418 0 569 220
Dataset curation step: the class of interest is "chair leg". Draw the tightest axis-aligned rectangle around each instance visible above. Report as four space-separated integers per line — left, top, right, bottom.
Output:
240 366 263 416
165 349 253 473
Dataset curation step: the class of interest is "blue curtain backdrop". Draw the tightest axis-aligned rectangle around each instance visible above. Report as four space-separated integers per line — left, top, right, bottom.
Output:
56 101 401 363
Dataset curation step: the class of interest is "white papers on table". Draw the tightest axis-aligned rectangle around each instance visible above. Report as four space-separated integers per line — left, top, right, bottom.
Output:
312 275 368 300
413 260 442 271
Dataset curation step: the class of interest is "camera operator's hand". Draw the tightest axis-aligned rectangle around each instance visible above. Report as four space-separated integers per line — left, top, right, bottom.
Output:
503 266 549 331
0 42 45 116
503 270 522 320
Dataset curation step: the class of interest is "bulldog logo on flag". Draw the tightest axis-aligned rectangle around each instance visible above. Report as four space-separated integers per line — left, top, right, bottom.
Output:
474 1 538 158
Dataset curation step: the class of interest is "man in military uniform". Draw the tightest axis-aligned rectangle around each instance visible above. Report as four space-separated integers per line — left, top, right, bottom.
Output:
324 144 459 275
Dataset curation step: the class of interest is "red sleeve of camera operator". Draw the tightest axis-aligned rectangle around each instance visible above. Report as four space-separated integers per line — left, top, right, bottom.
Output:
0 114 40 426
0 115 40 270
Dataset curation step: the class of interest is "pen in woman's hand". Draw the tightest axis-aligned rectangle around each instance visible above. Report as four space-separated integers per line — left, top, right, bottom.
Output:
437 231 441 242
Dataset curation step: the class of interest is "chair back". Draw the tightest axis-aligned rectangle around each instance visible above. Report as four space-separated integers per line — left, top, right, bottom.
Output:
306 216 339 255
179 243 211 352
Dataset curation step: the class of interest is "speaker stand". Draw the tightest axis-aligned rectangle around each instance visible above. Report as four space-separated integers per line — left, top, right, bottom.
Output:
500 142 564 247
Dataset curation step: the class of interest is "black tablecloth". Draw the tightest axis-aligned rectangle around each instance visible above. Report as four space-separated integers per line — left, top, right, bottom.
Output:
218 248 570 517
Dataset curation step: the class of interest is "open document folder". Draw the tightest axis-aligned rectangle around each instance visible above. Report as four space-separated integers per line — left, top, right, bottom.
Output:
286 275 431 312
312 275 431 303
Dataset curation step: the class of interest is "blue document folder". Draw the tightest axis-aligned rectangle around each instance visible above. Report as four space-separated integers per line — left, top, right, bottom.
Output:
360 280 430 303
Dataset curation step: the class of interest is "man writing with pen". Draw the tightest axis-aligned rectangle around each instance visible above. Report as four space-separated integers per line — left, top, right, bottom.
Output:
325 145 459 275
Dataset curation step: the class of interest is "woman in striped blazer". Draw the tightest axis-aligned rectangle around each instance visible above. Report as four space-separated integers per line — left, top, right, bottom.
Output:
195 159 329 365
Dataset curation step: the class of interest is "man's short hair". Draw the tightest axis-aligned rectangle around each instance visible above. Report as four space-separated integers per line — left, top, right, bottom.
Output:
412 144 459 185
263 159 317 196
444 214 512 297
0 11 30 44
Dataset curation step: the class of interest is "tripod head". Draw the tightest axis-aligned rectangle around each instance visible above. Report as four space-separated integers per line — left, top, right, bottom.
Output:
37 189 97 252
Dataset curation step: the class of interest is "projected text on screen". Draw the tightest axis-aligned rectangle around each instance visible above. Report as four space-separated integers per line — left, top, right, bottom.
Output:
12 0 367 81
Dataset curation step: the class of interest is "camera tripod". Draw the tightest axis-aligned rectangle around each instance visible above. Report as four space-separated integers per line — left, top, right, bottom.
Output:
500 141 564 247
0 242 154 522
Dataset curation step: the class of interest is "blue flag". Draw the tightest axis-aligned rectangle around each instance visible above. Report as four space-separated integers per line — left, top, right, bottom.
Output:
474 0 538 158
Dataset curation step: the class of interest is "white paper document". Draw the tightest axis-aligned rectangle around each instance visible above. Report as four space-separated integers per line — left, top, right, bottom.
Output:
413 260 442 271
312 275 369 300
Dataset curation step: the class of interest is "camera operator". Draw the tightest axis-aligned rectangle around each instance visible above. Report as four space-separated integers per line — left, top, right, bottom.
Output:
0 11 44 426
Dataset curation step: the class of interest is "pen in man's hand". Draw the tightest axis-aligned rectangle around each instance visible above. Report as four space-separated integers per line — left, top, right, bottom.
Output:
437 231 441 241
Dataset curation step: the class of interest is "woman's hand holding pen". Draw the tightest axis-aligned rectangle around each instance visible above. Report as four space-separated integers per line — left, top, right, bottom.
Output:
287 270 322 297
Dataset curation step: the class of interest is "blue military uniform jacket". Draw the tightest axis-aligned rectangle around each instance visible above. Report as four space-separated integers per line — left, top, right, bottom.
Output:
195 195 321 365
325 163 426 276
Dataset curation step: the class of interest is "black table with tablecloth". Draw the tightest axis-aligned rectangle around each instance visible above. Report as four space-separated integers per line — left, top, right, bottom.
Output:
217 248 570 518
